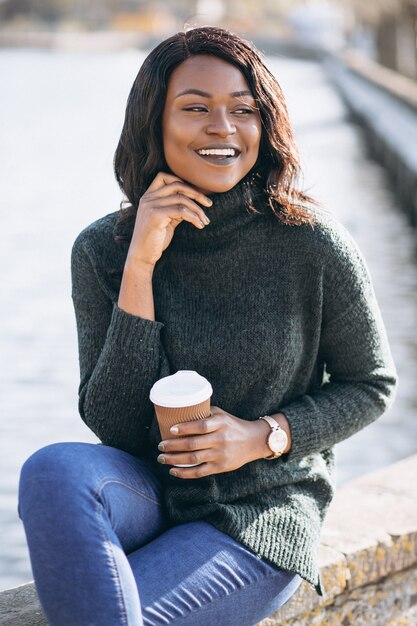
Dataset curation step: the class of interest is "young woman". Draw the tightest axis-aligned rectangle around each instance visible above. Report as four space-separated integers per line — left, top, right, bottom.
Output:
18 26 398 626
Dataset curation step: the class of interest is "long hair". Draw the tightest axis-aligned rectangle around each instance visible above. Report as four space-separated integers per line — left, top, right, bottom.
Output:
113 26 319 240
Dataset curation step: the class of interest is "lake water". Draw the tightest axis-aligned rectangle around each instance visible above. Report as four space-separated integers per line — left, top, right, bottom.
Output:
1 48 416 591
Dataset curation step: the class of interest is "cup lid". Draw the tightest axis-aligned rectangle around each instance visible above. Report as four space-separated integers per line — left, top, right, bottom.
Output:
149 370 212 408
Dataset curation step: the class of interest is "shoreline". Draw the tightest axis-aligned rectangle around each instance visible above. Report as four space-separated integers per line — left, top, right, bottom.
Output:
0 30 148 52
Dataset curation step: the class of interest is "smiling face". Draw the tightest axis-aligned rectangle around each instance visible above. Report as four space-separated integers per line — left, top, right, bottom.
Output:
162 55 262 195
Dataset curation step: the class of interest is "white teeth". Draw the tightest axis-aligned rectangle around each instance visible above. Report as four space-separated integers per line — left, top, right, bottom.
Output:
197 148 237 156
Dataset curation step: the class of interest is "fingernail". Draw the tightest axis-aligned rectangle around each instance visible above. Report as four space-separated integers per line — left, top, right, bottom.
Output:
170 426 179 434
169 469 178 477
158 442 165 452
204 198 213 206
203 216 210 225
157 455 166 464
199 220 206 229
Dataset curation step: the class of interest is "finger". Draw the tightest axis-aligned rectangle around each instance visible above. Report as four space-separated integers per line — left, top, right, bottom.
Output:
146 172 184 192
153 205 208 230
158 434 216 453
146 194 211 226
147 179 213 207
169 416 220 437
157 447 213 467
142 203 206 230
169 463 218 480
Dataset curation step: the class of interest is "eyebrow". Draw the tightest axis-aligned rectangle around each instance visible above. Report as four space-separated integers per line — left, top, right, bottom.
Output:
174 89 255 99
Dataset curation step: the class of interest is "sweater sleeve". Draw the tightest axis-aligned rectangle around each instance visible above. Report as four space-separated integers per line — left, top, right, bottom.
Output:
71 232 167 457
279 224 398 463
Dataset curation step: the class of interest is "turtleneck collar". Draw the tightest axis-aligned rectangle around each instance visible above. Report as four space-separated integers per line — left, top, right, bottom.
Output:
172 177 268 248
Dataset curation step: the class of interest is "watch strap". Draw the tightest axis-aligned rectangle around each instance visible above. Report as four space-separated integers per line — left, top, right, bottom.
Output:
259 415 280 432
258 415 285 459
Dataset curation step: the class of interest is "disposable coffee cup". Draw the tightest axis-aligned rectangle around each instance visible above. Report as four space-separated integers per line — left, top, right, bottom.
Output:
150 370 213 467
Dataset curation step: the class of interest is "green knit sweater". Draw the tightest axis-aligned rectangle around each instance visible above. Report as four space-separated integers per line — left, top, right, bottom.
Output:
71 182 398 596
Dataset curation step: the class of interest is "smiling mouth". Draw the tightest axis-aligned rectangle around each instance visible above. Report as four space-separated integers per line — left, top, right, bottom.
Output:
195 147 241 164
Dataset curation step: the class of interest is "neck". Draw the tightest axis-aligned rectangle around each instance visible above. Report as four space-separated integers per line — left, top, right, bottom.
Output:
172 177 267 248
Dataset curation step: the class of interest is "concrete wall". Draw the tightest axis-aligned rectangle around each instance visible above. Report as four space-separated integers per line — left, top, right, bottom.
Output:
324 50 417 228
1 454 416 626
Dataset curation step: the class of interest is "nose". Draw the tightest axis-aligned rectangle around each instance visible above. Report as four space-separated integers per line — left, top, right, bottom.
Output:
205 108 236 137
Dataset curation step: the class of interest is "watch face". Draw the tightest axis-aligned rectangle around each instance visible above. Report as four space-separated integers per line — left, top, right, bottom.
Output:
269 429 288 454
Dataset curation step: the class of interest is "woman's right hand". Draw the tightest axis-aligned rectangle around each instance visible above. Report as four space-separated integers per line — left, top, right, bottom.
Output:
126 172 213 269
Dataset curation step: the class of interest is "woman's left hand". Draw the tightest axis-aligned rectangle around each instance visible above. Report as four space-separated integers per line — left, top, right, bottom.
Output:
156 406 266 479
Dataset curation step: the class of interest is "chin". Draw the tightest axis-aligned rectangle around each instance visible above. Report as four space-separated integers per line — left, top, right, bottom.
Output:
194 178 241 195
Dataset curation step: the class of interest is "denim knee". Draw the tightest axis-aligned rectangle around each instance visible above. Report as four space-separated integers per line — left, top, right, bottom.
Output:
20 441 77 480
18 442 88 519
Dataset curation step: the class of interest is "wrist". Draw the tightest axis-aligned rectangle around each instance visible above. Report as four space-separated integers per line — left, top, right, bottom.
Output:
118 257 156 320
124 256 155 277
252 412 292 461
250 419 273 461
253 419 271 459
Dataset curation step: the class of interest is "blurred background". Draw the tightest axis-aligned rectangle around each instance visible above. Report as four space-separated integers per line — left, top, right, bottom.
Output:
1 0 417 592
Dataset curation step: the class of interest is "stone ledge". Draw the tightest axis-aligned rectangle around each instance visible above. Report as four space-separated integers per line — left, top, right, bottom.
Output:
1 455 417 625
261 454 417 626
265 566 417 626
0 583 45 626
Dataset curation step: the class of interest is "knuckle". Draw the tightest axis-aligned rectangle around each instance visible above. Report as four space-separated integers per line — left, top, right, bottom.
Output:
219 431 227 444
190 453 199 464
224 426 233 441
201 419 209 434
188 438 199 451
138 195 149 207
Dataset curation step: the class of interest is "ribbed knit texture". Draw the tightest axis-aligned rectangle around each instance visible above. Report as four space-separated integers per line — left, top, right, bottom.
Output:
71 181 398 596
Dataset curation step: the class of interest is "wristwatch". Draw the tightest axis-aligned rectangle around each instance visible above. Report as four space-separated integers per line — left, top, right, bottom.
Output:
258 415 288 460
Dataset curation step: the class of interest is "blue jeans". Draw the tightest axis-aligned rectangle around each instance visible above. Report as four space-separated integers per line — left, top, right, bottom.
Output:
18 442 302 626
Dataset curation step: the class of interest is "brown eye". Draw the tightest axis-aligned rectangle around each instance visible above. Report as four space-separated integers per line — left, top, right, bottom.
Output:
184 107 208 113
233 108 255 115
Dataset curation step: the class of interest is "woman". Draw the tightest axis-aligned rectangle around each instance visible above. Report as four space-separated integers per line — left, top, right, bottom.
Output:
18 26 398 626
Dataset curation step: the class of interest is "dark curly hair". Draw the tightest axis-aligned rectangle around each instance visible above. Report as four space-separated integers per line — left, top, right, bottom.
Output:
113 26 319 239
